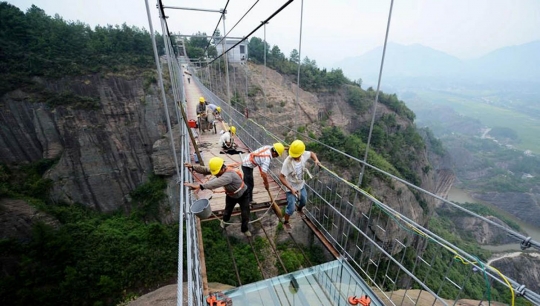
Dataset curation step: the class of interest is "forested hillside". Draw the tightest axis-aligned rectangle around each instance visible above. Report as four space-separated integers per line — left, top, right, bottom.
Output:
2 2 509 306
0 2 163 96
0 3 177 305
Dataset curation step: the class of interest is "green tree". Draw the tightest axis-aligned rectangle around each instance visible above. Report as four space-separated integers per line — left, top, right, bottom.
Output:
248 36 269 63
290 49 300 64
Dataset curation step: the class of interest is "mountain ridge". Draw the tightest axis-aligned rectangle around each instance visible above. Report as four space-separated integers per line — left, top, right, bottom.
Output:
336 40 540 83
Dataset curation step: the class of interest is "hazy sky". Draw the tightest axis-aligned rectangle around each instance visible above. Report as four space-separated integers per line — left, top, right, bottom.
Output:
9 0 540 69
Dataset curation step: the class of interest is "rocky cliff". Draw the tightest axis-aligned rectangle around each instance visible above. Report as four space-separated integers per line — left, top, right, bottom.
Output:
489 252 540 294
212 63 457 254
1 63 457 245
0 72 177 213
471 191 540 226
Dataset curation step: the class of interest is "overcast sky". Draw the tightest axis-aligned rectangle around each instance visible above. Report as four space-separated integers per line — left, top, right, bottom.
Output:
9 0 540 69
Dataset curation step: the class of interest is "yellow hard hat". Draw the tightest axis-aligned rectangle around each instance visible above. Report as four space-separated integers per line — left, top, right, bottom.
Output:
209 157 225 176
230 126 236 135
216 106 221 112
272 143 285 157
288 140 305 158
199 97 205 103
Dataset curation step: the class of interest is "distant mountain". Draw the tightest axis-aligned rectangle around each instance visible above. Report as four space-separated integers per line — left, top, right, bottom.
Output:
468 40 540 80
336 43 465 82
335 41 540 84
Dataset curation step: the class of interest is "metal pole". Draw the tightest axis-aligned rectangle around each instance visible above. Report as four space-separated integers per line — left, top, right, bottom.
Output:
162 5 222 13
294 0 304 137
263 22 268 109
222 13 232 122
144 2 183 305
358 0 394 186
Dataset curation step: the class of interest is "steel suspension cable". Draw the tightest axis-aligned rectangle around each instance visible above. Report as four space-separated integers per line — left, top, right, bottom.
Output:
208 0 295 65
358 0 394 187
294 0 304 136
285 230 335 304
193 26 536 306
145 2 186 305
202 93 540 252
247 237 267 279
214 0 261 48
259 221 288 273
263 22 269 109
203 0 230 54
222 229 242 286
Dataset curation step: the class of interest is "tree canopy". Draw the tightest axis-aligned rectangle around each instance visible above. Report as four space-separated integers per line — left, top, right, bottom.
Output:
247 37 350 92
0 2 164 95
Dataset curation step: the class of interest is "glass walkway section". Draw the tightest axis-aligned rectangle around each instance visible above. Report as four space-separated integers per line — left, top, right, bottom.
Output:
217 259 383 306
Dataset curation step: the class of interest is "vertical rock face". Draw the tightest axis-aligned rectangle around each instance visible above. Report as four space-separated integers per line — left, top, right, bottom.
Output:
490 253 540 294
0 74 176 212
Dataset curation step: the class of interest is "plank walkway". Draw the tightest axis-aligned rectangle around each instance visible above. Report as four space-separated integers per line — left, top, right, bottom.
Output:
182 67 287 219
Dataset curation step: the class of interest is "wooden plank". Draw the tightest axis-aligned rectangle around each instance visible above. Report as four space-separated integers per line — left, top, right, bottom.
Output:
188 120 286 213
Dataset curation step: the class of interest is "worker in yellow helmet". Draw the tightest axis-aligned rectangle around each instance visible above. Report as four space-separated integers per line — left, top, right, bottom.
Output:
184 157 252 236
279 140 321 230
241 142 285 205
219 126 237 151
206 103 221 116
196 97 208 130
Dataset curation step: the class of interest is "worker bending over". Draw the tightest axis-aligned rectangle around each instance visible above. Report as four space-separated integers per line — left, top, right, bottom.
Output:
241 143 285 205
184 157 252 236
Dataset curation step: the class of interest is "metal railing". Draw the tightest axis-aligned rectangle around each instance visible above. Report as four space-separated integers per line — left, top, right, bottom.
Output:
190 67 540 305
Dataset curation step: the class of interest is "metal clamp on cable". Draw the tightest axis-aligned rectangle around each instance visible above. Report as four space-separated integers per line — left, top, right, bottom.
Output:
516 284 526 296
520 236 532 250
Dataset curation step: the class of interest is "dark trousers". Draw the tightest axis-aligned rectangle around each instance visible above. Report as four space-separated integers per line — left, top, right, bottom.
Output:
242 166 254 202
223 191 250 233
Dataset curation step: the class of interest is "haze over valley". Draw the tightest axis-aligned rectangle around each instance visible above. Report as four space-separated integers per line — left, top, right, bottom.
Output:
336 40 540 234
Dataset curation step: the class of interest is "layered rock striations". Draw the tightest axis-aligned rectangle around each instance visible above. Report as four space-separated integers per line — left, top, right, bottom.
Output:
0 73 176 212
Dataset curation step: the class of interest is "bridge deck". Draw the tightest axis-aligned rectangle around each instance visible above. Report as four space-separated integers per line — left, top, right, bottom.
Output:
183 69 286 218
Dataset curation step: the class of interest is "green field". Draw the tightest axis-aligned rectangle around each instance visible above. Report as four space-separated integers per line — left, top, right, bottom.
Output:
415 90 540 153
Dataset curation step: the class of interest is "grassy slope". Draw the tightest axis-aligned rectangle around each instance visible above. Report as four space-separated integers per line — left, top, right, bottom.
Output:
415 90 540 153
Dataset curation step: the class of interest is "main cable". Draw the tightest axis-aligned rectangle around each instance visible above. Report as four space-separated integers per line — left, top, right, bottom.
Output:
209 0 295 65
214 0 261 48
358 0 394 186
203 0 231 54
294 0 304 136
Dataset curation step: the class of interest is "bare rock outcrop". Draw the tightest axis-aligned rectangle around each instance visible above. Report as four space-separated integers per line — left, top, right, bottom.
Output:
452 215 517 245
489 253 540 294
0 73 176 213
0 198 59 240
471 191 540 226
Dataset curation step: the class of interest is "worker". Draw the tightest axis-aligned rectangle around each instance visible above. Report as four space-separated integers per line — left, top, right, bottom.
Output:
197 97 208 129
279 140 321 228
219 126 237 151
207 103 222 122
184 157 251 236
206 103 221 116
241 143 285 205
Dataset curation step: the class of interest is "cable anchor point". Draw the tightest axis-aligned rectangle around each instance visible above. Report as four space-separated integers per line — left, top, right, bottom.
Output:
520 236 532 250
516 284 526 297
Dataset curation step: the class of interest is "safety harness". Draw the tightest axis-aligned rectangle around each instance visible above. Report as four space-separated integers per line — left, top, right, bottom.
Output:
224 167 244 196
248 147 272 171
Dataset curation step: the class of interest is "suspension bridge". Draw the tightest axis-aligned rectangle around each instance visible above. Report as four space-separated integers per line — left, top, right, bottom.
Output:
143 1 540 305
